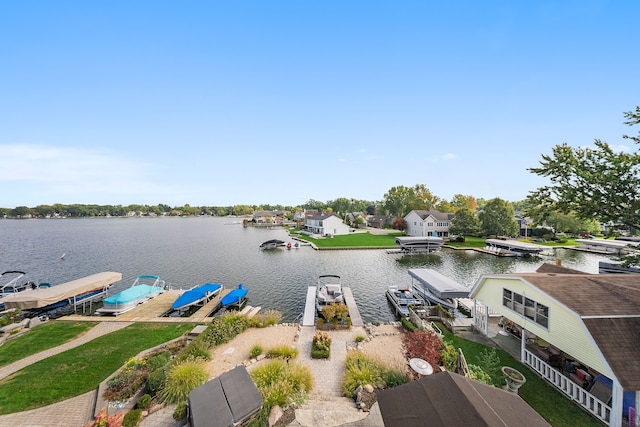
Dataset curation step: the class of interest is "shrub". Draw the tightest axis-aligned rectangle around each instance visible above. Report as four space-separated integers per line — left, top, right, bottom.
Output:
440 341 458 372
266 346 298 359
86 408 124 427
200 312 250 347
381 368 408 388
321 303 349 322
467 364 492 385
174 339 211 363
251 360 313 410
342 351 384 396
146 352 171 371
476 348 501 386
159 360 208 404
147 368 165 396
250 344 263 359
137 393 152 410
316 318 324 328
402 330 442 375
123 409 141 427
400 317 416 332
311 331 331 359
251 309 282 327
173 402 188 421
355 335 365 343
103 368 148 402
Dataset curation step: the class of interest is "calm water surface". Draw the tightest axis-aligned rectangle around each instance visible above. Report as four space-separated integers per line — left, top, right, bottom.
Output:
0 217 612 322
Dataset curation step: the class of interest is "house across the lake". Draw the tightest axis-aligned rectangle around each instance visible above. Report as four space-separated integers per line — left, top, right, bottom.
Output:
404 209 454 238
303 213 350 237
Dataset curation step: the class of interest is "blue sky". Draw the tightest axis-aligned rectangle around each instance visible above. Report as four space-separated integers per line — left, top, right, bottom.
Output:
1 1 638 208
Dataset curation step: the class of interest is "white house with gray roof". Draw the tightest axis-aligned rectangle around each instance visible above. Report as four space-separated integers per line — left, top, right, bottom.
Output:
304 214 350 236
404 210 455 237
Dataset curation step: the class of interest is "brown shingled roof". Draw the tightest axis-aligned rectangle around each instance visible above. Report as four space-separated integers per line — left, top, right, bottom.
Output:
508 272 640 391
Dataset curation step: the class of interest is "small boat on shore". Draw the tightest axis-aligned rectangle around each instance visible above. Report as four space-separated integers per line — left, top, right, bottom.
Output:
221 284 248 308
171 283 223 311
259 239 285 250
316 274 344 313
96 275 165 316
386 285 426 318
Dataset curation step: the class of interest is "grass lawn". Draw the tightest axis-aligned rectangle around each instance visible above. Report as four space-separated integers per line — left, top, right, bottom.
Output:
446 236 581 249
0 322 194 414
291 231 402 247
0 321 97 368
440 326 601 427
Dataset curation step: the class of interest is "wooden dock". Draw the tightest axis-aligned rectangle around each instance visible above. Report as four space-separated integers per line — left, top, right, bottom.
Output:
301 286 363 327
342 287 363 326
302 286 316 326
62 287 264 323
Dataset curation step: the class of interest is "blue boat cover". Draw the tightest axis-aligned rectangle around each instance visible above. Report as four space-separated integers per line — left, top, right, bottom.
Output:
103 284 162 306
171 283 222 310
221 284 248 307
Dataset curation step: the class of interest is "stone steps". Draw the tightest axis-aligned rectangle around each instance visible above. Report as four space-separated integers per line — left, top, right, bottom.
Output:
292 394 366 427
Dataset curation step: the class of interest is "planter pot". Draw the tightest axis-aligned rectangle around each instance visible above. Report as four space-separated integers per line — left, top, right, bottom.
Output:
501 366 526 393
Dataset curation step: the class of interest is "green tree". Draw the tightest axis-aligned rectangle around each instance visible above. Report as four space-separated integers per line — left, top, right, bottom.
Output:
527 106 640 232
383 185 414 217
412 184 440 211
448 208 480 240
479 198 518 237
11 206 32 217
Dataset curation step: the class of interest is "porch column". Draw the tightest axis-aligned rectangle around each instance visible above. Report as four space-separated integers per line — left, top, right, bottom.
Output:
610 381 623 427
520 327 526 362
635 391 640 427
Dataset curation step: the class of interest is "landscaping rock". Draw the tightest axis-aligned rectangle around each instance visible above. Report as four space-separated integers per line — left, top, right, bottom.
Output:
268 405 283 426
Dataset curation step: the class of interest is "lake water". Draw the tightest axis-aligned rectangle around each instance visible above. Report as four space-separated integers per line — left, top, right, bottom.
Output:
0 217 613 323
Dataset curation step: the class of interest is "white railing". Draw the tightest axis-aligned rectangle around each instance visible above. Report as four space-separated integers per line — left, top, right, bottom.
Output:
524 349 610 424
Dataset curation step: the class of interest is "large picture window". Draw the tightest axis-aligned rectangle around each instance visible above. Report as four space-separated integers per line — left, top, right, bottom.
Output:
502 288 549 328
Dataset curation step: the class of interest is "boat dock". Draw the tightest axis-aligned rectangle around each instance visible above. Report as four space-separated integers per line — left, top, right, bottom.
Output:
301 286 363 327
65 287 262 323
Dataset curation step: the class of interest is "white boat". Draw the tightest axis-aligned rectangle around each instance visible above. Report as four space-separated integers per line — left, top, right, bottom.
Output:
0 271 37 298
96 275 165 316
316 274 344 313
385 285 426 318
408 269 469 310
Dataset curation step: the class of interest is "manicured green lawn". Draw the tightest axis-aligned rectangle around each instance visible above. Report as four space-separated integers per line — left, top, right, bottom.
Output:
0 321 97 368
445 236 487 248
440 326 601 427
0 322 193 414
292 231 402 247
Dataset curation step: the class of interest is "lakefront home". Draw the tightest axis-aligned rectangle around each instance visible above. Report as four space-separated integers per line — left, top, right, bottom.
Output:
469 263 640 427
304 213 350 237
404 209 455 238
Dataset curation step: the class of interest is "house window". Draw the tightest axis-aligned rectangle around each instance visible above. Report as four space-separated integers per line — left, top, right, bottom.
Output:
502 288 549 328
427 222 433 227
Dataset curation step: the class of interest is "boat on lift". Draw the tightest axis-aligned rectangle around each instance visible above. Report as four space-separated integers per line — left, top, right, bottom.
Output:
171 283 223 311
221 284 248 309
96 275 165 316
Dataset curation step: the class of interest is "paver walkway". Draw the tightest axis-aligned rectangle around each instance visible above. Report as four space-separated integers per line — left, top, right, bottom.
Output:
0 321 133 427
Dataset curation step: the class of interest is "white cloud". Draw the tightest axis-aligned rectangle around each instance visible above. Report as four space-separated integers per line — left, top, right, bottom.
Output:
0 143 170 203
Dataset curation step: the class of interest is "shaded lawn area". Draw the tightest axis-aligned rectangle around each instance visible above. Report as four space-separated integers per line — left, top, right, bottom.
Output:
0 322 193 414
0 321 97 368
440 326 601 427
293 231 402 247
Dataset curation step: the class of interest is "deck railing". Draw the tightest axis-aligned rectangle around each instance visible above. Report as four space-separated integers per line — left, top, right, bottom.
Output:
524 349 610 424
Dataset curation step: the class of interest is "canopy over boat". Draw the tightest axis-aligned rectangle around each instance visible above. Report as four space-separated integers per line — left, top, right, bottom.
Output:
408 268 469 299
172 283 223 310
3 272 122 310
221 284 248 307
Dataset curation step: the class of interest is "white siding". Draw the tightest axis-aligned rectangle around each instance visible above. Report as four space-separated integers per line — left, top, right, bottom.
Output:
473 277 612 377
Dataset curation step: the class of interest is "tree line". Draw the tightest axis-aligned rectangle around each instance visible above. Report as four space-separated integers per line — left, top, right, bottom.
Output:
3 106 638 263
